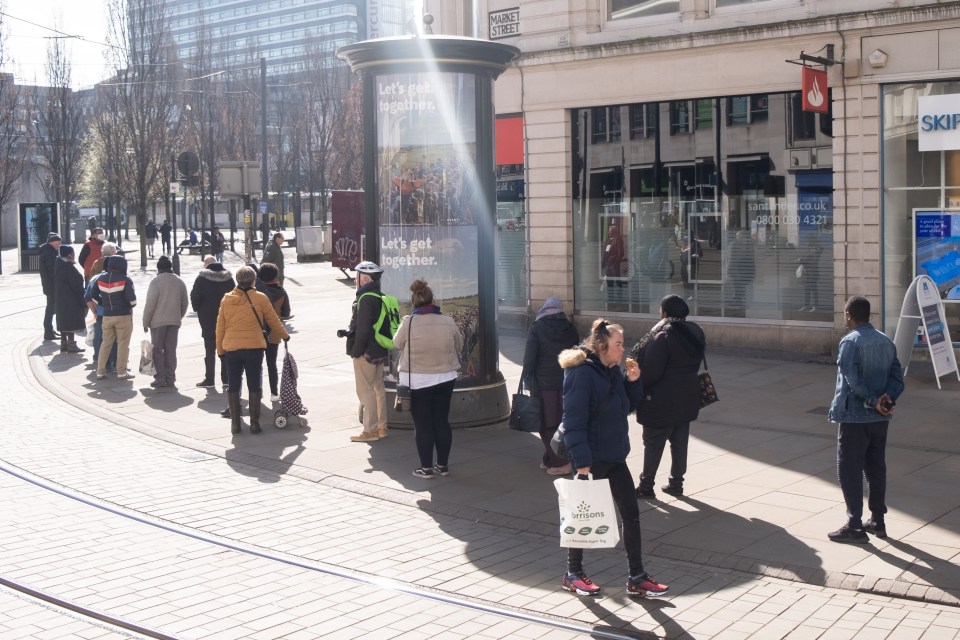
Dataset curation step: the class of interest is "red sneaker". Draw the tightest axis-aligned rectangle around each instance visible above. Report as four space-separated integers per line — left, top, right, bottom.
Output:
626 574 669 597
562 572 602 596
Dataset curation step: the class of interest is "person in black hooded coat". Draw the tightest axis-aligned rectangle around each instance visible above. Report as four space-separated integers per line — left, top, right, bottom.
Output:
191 257 236 388
630 294 706 498
53 245 87 354
521 296 579 474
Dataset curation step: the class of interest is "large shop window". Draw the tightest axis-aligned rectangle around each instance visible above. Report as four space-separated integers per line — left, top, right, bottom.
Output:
496 116 527 308
571 93 834 321
881 81 960 343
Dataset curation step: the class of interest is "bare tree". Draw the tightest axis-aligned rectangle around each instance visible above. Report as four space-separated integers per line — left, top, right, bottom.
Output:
0 18 28 271
104 0 181 268
32 30 86 244
327 79 364 192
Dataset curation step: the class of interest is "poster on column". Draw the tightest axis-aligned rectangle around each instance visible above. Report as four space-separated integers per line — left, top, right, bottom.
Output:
375 71 482 380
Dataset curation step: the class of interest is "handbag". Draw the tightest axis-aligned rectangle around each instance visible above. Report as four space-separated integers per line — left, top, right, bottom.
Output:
394 316 412 412
241 289 270 347
555 474 621 548
509 380 541 432
699 353 719 408
139 339 156 376
550 422 567 458
85 319 97 347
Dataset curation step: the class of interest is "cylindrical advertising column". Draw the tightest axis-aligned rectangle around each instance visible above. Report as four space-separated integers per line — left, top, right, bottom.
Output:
338 36 519 427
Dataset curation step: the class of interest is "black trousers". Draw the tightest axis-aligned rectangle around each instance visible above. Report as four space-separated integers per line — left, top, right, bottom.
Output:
838 420 888 528
203 334 228 385
43 294 55 333
410 379 456 468
538 389 568 468
639 421 690 489
567 461 645 578
226 348 263 394
266 342 279 395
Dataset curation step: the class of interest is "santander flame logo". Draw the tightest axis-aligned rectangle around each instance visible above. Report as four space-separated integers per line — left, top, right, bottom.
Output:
806 76 824 109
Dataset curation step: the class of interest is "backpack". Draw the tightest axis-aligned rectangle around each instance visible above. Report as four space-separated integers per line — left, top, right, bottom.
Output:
358 291 401 350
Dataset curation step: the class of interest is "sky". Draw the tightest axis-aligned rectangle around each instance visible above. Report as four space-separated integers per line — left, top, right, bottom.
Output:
1 0 111 89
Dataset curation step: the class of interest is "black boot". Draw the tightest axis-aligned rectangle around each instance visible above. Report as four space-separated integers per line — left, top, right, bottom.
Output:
661 481 684 496
60 335 69 354
65 339 85 353
228 392 242 434
44 330 59 341
249 392 262 434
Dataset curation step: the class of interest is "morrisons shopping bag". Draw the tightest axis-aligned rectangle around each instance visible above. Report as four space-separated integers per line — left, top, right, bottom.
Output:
554 475 620 549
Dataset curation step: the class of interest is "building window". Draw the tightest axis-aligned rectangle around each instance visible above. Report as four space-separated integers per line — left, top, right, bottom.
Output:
592 107 621 143
727 94 769 125
610 0 680 20
789 92 817 143
695 99 713 130
716 0 773 5
670 101 692 135
629 103 656 139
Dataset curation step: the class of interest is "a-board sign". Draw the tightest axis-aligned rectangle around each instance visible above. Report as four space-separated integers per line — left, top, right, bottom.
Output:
893 274 960 389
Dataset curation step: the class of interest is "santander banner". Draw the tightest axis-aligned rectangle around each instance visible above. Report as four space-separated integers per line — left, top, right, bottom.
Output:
801 67 829 114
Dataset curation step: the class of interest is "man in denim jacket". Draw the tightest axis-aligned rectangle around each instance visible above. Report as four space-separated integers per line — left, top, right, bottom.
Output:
827 295 904 544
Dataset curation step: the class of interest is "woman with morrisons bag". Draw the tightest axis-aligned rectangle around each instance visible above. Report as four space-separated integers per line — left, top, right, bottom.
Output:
393 279 463 480
558 319 669 598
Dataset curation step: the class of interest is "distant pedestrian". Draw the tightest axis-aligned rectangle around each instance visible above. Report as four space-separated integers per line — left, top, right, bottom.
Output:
39 232 62 341
187 228 198 245
142 256 189 388
631 295 706 499
216 266 289 435
559 319 668 598
53 245 87 354
145 219 157 258
78 227 105 284
191 256 235 390
160 220 172 255
260 216 271 249
91 256 137 380
393 279 463 479
261 233 285 285
521 296 579 475
210 226 226 263
84 243 118 373
827 295 904 544
256 263 290 403
339 261 389 443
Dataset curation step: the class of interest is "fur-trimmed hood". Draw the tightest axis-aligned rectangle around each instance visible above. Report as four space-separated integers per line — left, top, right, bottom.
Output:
559 346 590 369
196 265 233 282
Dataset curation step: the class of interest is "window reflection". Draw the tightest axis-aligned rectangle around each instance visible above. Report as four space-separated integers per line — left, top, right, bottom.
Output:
572 92 834 320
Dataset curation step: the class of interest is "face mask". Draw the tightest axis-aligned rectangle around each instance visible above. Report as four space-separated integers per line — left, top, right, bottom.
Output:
95 233 103 240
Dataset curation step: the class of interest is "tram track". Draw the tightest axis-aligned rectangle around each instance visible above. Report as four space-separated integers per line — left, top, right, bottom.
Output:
0 459 655 640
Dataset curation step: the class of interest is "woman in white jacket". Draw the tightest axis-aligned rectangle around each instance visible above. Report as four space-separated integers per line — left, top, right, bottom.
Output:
393 279 463 479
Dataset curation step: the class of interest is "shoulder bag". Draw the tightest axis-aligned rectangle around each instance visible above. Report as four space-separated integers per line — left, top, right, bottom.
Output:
241 289 270 348
699 353 719 408
394 316 412 411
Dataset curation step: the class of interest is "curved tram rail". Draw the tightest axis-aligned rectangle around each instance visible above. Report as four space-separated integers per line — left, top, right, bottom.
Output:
1 460 652 640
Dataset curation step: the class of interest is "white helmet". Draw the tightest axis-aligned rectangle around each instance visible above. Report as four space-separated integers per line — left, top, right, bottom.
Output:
354 261 383 275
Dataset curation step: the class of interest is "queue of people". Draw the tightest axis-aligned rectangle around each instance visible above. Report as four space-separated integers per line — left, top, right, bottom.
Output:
38 240 905 601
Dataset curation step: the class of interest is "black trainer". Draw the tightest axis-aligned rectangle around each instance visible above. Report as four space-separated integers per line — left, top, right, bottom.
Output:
827 524 868 544
863 520 887 539
196 379 216 388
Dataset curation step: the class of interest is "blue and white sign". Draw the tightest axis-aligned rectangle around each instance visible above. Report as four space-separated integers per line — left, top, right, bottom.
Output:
914 210 960 301
918 94 960 152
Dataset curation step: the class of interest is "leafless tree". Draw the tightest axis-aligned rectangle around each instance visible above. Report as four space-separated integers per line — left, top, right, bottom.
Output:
103 0 181 268
304 40 361 221
32 31 86 244
0 18 28 271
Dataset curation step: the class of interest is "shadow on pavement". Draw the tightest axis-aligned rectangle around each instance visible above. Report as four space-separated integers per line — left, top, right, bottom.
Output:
874 537 960 592
582 597 674 639
141 387 194 411
225 403 309 483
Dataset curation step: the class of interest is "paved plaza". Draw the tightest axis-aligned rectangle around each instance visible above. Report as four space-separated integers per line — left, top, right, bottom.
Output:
1 235 959 639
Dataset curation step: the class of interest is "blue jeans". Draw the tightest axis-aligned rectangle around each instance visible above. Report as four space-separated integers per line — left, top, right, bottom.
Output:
92 316 117 370
838 420 888 528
